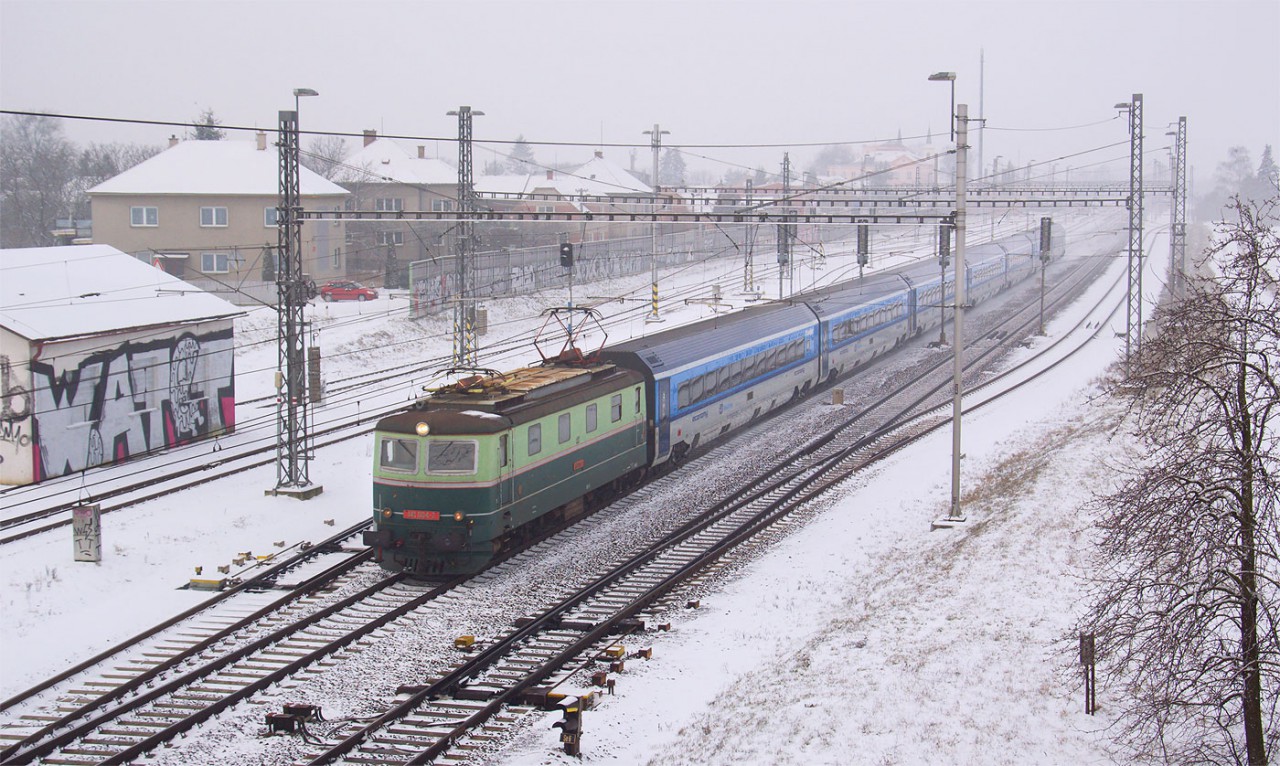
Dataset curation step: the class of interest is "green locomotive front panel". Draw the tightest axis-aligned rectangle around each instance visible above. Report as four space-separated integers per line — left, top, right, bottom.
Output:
366 363 648 575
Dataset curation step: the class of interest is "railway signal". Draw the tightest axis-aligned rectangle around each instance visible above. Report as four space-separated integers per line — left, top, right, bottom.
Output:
552 700 583 755
559 242 574 267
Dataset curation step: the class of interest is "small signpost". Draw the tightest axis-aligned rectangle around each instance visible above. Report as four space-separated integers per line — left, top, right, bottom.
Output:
1079 632 1097 714
72 503 102 562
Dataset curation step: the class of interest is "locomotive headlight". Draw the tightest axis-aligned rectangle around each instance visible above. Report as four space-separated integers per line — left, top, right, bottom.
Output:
453 511 465 521
415 422 430 436
382 509 392 519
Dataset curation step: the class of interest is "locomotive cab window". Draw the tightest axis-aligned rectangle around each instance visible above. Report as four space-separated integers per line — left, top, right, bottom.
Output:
380 437 419 472
426 440 477 474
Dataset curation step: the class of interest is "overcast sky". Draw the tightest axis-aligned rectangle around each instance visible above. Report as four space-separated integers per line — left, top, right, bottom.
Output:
2 0 1277 187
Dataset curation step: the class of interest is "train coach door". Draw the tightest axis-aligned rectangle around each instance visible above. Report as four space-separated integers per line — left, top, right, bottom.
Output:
656 379 671 459
498 433 513 507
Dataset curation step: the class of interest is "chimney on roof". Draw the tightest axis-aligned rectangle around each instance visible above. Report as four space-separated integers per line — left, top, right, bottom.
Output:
595 150 603 159
418 145 426 159
546 170 554 180
168 135 179 149
256 131 267 151
363 129 377 147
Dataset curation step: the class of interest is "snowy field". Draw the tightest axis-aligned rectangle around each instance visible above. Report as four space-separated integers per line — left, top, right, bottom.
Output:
0 210 1159 764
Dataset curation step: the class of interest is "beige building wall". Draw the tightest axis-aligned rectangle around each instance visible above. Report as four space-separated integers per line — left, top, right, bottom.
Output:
90 193 347 283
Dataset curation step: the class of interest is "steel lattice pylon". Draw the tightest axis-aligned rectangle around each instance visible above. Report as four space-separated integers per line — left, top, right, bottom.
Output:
1124 93 1145 373
452 107 479 367
1169 116 1187 299
274 109 315 491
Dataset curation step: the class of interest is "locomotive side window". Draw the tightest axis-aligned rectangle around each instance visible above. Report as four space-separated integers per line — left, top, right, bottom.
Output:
499 434 509 467
426 440 477 474
635 387 642 413
610 394 623 422
558 412 571 444
380 437 419 472
528 423 542 455
586 404 598 433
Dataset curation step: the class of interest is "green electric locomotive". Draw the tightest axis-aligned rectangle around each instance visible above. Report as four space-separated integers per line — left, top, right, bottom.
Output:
364 361 648 575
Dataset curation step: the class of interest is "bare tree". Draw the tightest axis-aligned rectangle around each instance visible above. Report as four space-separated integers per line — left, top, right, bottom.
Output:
1082 191 1280 764
301 134 350 181
0 114 76 247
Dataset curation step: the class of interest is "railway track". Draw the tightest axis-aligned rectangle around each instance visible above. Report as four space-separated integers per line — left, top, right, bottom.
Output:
281 247 1126 765
0 233 1119 765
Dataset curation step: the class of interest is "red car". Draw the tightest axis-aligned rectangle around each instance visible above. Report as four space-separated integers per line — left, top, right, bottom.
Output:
319 281 378 302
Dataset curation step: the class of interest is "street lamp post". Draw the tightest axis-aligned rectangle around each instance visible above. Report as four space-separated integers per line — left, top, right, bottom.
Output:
929 72 957 142
293 87 319 115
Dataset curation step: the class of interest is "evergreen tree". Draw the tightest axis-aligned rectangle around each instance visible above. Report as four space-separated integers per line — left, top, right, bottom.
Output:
190 108 226 141
1257 144 1278 190
659 148 686 187
507 135 535 174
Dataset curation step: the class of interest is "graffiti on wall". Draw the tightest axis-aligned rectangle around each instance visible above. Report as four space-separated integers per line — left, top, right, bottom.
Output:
28 328 235 482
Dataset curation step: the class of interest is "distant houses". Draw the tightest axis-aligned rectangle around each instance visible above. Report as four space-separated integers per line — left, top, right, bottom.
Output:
0 245 243 485
87 134 349 303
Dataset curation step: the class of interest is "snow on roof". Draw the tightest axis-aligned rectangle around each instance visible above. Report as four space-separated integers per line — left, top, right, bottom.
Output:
571 153 652 195
88 139 348 197
342 140 457 186
0 245 244 342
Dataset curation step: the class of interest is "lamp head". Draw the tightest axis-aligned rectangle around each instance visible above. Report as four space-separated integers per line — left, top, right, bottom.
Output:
928 71 957 82
293 88 319 98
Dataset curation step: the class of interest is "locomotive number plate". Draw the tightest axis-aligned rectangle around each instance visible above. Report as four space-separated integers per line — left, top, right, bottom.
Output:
404 509 440 521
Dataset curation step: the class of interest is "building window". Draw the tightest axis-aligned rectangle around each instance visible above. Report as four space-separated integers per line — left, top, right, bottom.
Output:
377 230 404 246
200 207 228 227
332 248 341 269
536 205 556 214
375 198 403 212
201 252 229 273
264 207 279 227
431 199 454 212
528 423 542 456
130 206 158 227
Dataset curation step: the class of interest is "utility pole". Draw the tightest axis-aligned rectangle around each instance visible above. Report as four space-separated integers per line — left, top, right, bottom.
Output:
1168 116 1187 299
937 218 951 344
1118 94 1144 375
270 109 321 499
449 106 483 366
743 178 756 294
644 123 668 322
778 152 792 300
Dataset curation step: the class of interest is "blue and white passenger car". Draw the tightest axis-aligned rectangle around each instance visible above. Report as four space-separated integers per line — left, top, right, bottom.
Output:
601 303 821 467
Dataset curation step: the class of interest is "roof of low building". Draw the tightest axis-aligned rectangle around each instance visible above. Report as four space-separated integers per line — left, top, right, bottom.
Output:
88 139 348 197
0 245 244 342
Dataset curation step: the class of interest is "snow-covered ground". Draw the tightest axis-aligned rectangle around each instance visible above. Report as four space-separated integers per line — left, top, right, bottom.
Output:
0 210 1158 764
